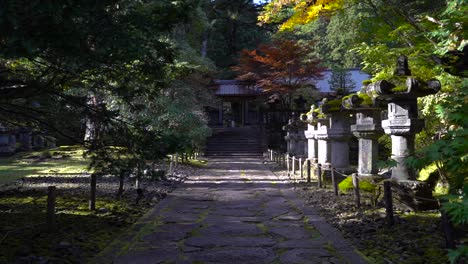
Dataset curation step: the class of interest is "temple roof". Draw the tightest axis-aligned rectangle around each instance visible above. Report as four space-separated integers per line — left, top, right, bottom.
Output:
212 80 261 97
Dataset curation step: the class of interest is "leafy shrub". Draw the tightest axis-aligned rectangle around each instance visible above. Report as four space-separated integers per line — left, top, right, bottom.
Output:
338 176 378 193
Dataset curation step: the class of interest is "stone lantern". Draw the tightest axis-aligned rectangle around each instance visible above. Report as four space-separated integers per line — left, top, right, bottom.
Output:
293 114 308 157
283 113 307 157
342 90 386 177
282 118 296 155
371 56 441 181
320 98 354 173
301 105 319 163
301 105 332 166
368 55 441 209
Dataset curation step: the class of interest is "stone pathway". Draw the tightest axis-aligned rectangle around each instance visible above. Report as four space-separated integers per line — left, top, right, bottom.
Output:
94 158 367 264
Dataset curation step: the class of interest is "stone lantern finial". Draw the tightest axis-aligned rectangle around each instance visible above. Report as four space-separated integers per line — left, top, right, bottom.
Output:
394 55 411 76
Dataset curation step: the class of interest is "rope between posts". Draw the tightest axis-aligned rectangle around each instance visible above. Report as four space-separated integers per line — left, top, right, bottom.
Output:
268 150 438 201
391 188 439 202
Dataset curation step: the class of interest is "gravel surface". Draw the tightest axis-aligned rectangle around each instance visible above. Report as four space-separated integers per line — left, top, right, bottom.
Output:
1 161 200 206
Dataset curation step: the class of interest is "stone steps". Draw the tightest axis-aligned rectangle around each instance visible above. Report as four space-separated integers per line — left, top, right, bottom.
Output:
205 127 264 157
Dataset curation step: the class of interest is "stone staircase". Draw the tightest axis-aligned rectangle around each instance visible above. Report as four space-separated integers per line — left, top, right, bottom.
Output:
204 127 264 158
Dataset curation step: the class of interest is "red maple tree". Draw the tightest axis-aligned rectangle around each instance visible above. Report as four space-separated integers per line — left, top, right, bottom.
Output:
233 39 325 103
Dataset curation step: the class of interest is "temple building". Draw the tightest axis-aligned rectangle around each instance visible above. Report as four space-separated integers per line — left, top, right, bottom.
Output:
206 69 371 127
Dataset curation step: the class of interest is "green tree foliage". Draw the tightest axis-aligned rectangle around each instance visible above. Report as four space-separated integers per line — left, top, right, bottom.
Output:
0 0 215 175
328 67 356 94
259 1 366 68
202 0 271 78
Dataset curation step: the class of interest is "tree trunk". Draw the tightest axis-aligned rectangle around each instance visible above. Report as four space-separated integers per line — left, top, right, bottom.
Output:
85 92 101 212
84 94 101 143
201 30 208 58
89 173 97 211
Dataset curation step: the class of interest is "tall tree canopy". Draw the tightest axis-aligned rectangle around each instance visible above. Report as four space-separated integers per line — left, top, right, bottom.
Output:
259 0 345 31
201 0 271 78
0 0 215 166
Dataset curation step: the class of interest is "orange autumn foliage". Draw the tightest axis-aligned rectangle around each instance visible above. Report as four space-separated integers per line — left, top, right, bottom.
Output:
233 39 325 94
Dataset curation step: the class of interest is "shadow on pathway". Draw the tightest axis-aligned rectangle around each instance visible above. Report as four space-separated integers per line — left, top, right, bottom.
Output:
93 157 367 264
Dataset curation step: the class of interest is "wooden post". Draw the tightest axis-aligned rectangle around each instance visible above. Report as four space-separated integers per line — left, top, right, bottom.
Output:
47 186 56 231
270 149 273 161
89 174 97 211
383 181 394 226
317 164 322 188
292 156 296 176
307 160 311 183
352 173 360 208
169 156 174 176
331 168 338 196
299 158 303 179
286 154 290 174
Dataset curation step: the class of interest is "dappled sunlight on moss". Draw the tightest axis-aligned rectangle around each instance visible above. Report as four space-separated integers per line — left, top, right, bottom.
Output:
0 146 90 185
184 159 208 168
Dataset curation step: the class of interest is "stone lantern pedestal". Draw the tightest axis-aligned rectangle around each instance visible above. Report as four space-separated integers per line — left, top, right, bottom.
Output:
294 118 307 158
352 110 383 177
328 112 353 173
314 118 331 167
283 118 296 155
320 100 354 173
296 129 307 157
301 106 318 163
283 114 307 157
343 94 385 178
304 125 318 163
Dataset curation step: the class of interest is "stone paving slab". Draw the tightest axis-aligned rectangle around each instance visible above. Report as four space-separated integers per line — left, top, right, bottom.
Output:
187 248 277 264
93 157 367 264
184 236 277 248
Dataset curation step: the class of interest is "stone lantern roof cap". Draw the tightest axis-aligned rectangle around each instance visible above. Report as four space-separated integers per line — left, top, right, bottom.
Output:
366 56 441 99
320 97 353 114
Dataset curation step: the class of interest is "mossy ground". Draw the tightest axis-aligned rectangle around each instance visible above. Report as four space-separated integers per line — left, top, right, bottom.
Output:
0 148 200 263
183 159 208 168
0 189 149 263
0 146 89 185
